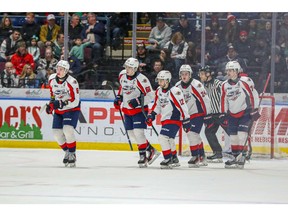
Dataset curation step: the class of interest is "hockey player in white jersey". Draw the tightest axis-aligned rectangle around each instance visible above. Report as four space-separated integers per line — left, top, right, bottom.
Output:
45 60 81 167
114 57 160 168
175 65 211 168
146 70 191 169
220 61 260 168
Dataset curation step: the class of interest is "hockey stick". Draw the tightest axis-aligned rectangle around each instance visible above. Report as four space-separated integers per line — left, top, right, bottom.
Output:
101 80 133 151
140 93 159 136
236 73 271 161
40 103 48 113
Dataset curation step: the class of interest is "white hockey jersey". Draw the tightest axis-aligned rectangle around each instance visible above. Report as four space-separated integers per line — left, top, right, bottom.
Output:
151 85 190 123
175 79 211 118
117 70 154 115
48 73 80 114
220 75 259 117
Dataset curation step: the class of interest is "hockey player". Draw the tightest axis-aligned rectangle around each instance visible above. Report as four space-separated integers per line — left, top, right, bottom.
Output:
220 61 260 169
114 57 160 168
45 60 81 167
198 66 230 163
175 64 211 168
146 70 191 169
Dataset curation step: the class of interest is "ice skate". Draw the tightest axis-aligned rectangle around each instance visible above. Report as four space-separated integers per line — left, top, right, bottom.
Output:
63 150 69 167
207 152 223 163
237 154 246 169
224 155 238 169
147 146 160 165
199 155 208 166
171 154 180 167
68 152 76 168
188 156 200 168
160 157 173 169
138 154 148 168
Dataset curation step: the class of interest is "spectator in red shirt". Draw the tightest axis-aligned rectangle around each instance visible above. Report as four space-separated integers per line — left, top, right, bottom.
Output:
11 41 35 76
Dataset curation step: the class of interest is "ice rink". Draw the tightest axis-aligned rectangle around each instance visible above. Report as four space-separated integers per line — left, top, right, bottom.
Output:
1 148 287 215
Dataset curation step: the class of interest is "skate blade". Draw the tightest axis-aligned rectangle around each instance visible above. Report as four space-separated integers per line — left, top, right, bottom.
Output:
224 164 239 169
69 163 76 168
188 163 200 168
207 159 223 163
64 163 69 167
148 151 161 165
222 153 234 160
138 163 148 168
172 163 181 167
160 165 173 169
199 162 208 166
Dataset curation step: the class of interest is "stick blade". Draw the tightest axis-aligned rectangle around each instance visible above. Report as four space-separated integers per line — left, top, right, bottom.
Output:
40 104 47 113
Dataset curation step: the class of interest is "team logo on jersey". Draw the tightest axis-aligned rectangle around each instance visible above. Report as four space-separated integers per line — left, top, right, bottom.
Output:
54 89 67 99
122 85 136 95
160 97 169 108
227 89 241 101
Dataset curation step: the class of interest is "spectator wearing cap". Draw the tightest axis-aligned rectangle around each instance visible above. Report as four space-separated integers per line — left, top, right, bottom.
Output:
217 44 247 75
205 14 223 42
21 12 41 43
206 33 227 66
39 14 61 49
136 43 152 74
80 12 105 68
224 14 240 44
172 13 196 48
10 40 35 76
147 16 172 52
234 30 253 66
0 29 22 62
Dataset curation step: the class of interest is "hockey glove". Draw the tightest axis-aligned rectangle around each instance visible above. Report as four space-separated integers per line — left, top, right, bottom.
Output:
219 113 228 126
113 95 123 110
128 97 141 108
45 104 53 114
182 118 191 133
203 114 213 128
250 108 261 121
49 100 68 110
146 111 156 126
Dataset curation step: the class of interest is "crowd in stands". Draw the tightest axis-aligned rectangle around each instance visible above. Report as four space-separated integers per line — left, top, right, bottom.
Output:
0 12 288 93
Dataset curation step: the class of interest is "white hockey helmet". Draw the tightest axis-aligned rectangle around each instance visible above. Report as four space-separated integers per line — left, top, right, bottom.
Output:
156 70 172 82
225 61 242 73
179 64 193 79
56 60 70 74
123 57 139 72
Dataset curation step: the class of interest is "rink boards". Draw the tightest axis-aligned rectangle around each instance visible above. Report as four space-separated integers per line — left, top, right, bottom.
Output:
0 97 287 156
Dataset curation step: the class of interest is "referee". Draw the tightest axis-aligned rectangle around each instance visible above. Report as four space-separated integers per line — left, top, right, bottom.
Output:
199 66 229 162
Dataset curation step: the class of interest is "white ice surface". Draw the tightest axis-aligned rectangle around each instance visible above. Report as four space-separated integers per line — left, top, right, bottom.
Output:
0 148 287 215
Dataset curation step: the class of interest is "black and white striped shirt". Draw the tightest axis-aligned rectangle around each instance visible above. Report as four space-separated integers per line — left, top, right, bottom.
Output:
203 78 222 114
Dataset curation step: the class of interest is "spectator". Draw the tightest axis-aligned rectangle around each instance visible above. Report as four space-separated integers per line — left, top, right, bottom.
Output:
217 44 247 74
21 12 41 42
18 64 38 88
147 16 172 52
81 12 105 68
234 30 253 66
224 14 240 44
0 15 13 43
159 48 175 78
68 13 83 48
0 29 22 62
136 43 152 74
36 47 58 82
146 59 164 90
172 13 196 50
53 33 65 60
60 47 82 75
251 37 270 67
41 68 55 89
164 31 188 80
258 21 272 46
0 61 18 87
205 14 223 42
69 36 91 64
11 40 35 76
39 14 61 49
27 35 40 64
206 33 227 66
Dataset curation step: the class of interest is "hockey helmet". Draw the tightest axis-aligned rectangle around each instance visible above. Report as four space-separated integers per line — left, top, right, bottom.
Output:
225 61 242 73
198 65 214 76
156 70 172 82
179 64 193 79
56 60 70 74
123 57 139 72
